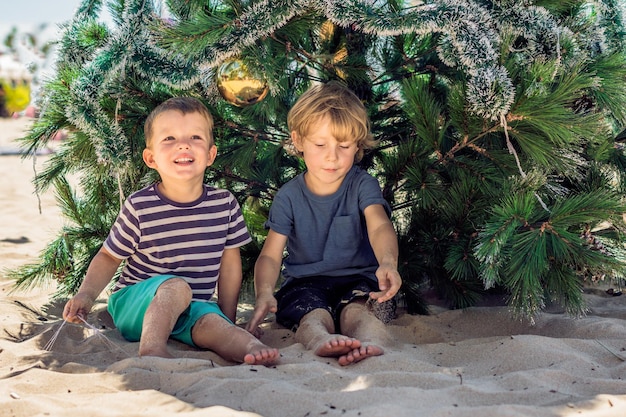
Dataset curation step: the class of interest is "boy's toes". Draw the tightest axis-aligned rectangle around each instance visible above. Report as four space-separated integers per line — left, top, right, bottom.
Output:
244 348 280 366
337 345 384 366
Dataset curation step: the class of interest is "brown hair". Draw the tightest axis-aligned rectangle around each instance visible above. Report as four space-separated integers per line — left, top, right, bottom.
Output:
287 81 377 162
144 97 214 146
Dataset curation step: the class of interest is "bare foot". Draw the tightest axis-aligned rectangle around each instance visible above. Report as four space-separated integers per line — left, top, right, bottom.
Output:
310 335 362 358
337 344 384 366
242 344 280 366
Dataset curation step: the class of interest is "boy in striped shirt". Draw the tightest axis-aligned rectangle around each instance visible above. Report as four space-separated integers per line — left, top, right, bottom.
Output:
63 97 279 365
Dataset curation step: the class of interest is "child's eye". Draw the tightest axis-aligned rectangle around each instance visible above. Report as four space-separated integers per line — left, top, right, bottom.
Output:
191 135 203 140
164 136 175 141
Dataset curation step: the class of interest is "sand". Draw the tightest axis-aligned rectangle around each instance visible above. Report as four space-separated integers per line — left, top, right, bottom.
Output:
1 117 625 416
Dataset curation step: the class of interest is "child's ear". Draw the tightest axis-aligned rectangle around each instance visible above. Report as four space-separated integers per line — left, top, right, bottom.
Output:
206 144 218 166
143 148 157 168
291 132 303 152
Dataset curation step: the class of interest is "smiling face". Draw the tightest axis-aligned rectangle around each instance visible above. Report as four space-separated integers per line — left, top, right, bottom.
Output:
142 109 217 195
292 115 359 196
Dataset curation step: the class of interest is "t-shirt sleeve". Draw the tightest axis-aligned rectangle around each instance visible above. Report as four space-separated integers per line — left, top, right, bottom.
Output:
225 193 253 248
103 198 141 260
358 173 391 217
264 189 293 236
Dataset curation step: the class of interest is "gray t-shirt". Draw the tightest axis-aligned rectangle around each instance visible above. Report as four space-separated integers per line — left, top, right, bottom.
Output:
266 166 391 285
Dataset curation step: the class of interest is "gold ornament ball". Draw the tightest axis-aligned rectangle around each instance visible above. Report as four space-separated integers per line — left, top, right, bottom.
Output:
216 59 268 107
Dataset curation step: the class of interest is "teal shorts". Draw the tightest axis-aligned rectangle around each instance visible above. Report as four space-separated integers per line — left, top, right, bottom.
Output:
107 274 231 347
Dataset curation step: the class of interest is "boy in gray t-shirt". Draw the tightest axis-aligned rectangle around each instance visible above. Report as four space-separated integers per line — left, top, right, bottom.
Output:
246 82 402 366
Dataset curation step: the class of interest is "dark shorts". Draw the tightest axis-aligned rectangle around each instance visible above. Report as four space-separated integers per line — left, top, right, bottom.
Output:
274 275 395 331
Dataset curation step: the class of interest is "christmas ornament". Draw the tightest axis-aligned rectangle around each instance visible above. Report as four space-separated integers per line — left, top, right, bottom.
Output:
0 54 32 116
216 59 268 107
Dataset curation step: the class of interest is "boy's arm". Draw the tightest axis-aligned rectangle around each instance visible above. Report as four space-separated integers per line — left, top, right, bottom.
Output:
216 247 244 323
364 204 402 303
63 247 122 323
245 230 287 333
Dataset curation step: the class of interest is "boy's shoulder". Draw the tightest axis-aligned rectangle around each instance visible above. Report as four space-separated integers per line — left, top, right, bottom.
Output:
203 184 236 201
343 166 378 190
129 183 158 198
350 166 371 180
123 184 159 205
276 171 303 189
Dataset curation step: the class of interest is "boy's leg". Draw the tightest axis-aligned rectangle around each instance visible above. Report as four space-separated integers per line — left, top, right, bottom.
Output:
191 313 279 365
139 277 192 358
295 308 361 358
335 300 393 365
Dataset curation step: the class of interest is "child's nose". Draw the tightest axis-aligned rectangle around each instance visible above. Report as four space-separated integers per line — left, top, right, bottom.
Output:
326 146 338 161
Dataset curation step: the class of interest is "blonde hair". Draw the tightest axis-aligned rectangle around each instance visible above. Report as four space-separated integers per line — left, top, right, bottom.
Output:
144 97 214 146
287 81 377 162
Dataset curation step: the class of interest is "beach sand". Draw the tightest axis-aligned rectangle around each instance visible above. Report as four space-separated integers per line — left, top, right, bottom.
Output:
1 117 625 416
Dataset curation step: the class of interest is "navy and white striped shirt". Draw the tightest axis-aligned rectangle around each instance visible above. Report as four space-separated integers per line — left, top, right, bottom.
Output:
104 183 252 301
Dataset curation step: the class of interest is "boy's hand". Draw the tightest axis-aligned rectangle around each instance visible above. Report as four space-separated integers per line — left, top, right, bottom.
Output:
62 293 95 324
370 263 402 303
245 293 278 338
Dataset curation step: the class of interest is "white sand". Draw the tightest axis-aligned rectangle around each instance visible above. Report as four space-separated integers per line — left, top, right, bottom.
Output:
1 117 625 416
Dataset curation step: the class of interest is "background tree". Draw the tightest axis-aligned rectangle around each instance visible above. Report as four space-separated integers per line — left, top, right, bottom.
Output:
10 0 626 320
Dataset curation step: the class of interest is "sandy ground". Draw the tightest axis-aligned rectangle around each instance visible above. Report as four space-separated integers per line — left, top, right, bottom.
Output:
1 117 625 417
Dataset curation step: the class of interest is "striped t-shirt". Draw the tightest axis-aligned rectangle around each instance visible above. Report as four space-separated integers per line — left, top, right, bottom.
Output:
104 183 252 301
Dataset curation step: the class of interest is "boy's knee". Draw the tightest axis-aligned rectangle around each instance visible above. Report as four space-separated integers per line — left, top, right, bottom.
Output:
339 300 372 323
157 277 192 302
342 299 368 314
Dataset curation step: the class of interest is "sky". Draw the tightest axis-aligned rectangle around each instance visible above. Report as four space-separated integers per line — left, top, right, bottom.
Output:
1 1 84 25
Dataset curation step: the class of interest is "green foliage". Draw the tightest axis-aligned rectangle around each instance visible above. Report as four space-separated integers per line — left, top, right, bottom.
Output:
10 0 626 320
8 177 117 297
476 188 626 318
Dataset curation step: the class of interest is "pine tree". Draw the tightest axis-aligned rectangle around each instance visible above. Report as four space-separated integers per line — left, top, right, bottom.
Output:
9 0 626 321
